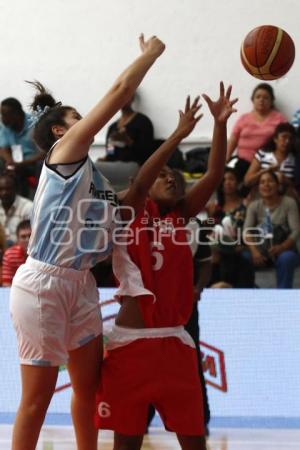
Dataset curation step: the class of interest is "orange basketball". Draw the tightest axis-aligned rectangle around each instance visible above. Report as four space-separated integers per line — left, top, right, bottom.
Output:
241 25 295 80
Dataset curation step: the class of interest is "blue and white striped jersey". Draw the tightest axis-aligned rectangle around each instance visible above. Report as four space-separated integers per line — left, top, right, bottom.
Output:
28 156 119 269
255 148 295 178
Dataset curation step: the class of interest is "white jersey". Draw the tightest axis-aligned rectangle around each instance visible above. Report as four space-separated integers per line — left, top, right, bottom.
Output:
28 156 119 270
255 149 295 178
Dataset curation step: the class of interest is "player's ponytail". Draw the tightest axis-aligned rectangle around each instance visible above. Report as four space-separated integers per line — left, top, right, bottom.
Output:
28 81 57 112
26 80 73 152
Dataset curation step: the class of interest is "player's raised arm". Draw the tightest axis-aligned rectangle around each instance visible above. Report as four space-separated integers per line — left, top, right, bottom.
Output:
50 34 165 163
181 82 238 220
120 96 202 215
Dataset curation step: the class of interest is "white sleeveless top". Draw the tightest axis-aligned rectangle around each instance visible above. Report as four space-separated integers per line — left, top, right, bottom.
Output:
28 155 119 270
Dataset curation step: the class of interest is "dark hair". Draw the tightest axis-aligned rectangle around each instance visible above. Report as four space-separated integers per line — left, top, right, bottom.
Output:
251 83 275 105
258 170 279 184
173 169 186 196
26 81 74 152
16 220 31 236
262 122 296 153
1 97 23 113
217 168 240 207
0 170 17 186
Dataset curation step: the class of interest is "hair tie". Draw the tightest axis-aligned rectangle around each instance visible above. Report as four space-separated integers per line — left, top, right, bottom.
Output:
28 105 51 128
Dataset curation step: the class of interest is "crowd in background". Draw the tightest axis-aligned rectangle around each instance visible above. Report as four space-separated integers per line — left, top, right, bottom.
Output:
0 82 299 288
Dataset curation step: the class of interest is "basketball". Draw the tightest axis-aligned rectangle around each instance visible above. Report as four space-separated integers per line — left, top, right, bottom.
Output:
240 25 295 80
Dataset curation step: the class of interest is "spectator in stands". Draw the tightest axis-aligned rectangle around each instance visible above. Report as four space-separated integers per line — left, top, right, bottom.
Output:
291 109 300 195
105 93 154 165
226 83 286 181
95 93 154 192
244 123 296 194
0 172 32 244
2 219 31 286
207 168 255 287
291 108 300 129
243 171 300 288
0 222 6 284
0 97 45 196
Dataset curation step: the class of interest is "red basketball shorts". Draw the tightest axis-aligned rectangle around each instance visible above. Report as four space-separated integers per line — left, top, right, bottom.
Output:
95 337 205 436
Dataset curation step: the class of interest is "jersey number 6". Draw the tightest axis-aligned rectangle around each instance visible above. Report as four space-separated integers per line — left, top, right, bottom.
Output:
151 242 165 271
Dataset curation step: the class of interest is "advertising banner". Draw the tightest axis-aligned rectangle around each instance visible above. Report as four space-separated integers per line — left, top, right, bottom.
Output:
1 288 300 426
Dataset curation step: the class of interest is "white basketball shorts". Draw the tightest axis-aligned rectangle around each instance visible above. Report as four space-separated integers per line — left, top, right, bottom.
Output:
10 256 102 366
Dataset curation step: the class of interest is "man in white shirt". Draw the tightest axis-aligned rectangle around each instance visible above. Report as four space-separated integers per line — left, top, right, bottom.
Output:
0 172 32 244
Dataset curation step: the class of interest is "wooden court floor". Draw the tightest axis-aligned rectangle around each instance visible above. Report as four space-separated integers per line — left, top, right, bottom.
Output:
1 425 300 449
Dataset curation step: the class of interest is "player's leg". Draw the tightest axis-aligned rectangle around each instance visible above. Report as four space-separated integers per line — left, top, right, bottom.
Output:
146 404 156 430
154 338 206 448
10 268 61 450
113 432 144 450
96 339 154 443
177 434 207 450
12 364 59 450
67 334 103 450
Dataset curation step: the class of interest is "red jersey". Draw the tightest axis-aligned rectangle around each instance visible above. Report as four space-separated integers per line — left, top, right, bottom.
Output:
2 244 27 285
113 199 194 327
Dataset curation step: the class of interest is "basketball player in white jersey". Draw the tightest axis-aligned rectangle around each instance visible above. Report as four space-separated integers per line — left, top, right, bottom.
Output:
9 34 168 450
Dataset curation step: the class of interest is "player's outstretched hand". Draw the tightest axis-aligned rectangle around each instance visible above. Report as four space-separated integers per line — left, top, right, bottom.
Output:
139 33 165 58
174 96 203 140
202 82 238 123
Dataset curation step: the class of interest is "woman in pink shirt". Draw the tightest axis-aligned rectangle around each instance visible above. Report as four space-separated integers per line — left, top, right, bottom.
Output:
227 83 286 181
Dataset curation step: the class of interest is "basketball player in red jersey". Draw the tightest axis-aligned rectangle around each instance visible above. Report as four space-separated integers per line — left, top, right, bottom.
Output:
95 83 238 450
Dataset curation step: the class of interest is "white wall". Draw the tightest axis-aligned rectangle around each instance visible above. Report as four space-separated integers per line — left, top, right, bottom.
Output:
0 0 299 145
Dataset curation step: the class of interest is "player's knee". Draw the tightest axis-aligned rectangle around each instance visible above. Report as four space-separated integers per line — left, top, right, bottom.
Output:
20 394 52 419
